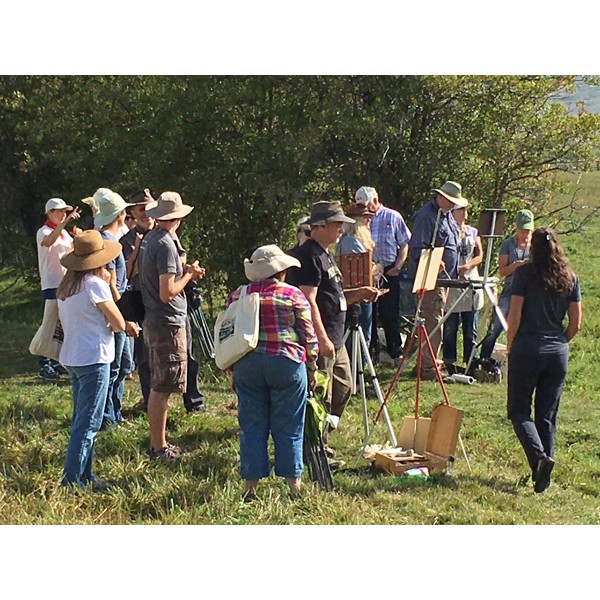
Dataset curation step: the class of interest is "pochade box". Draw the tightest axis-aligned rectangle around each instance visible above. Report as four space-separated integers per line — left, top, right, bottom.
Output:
374 404 464 475
337 251 373 289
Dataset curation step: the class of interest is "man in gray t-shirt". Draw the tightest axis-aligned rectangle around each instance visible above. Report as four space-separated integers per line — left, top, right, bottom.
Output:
138 192 205 460
139 226 187 327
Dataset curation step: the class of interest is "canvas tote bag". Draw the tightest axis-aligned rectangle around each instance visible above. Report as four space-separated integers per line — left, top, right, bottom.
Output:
29 299 64 362
214 285 260 369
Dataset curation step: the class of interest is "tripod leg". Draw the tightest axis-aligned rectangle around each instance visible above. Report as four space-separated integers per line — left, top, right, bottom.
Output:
358 326 397 447
356 330 370 439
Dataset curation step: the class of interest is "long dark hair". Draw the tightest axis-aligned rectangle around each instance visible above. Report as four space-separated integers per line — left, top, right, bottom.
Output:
529 227 574 296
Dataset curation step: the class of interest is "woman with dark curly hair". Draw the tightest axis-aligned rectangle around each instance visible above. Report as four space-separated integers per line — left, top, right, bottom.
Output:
506 227 582 493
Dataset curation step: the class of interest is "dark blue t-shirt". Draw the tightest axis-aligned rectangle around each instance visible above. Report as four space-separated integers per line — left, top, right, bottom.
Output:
408 199 460 280
511 262 581 352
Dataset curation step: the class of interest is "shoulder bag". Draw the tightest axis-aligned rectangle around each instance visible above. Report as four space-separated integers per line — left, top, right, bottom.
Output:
214 285 260 370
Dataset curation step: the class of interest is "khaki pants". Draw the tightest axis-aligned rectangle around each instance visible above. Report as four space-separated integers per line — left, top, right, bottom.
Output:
419 287 448 374
317 344 352 420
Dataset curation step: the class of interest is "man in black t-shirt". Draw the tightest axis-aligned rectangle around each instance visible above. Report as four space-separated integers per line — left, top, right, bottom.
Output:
287 201 378 458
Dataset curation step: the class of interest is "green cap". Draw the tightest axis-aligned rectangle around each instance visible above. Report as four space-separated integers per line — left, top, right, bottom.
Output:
516 209 534 230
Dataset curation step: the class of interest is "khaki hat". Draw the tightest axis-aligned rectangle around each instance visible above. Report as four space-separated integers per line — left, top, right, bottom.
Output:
94 190 135 228
60 229 122 271
516 209 534 230
244 244 301 281
355 186 378 205
145 191 194 221
45 198 73 213
309 201 355 226
432 181 469 208
81 196 99 212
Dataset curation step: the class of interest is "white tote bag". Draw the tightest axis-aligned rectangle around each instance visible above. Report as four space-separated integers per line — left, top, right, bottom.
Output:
29 299 64 363
214 285 260 370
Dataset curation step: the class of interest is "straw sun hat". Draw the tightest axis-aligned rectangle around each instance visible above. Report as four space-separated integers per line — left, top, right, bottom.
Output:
60 229 122 271
244 244 301 281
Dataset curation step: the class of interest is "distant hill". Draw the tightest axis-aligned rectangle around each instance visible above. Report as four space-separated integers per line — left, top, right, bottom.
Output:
552 80 600 114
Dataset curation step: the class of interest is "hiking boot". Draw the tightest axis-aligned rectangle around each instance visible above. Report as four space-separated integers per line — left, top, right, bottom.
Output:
534 456 554 493
90 477 114 492
38 365 59 382
148 444 181 460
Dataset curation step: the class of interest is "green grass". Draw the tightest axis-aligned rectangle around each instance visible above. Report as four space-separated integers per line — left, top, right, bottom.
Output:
1 174 600 525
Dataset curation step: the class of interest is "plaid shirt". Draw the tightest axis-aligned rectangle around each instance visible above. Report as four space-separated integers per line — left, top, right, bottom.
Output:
369 205 411 267
227 279 318 369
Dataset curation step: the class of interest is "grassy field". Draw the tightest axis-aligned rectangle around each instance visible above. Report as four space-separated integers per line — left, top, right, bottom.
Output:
1 173 600 528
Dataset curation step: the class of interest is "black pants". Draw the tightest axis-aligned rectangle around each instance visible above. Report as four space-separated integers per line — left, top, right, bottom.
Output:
507 343 568 471
135 316 205 412
376 269 403 359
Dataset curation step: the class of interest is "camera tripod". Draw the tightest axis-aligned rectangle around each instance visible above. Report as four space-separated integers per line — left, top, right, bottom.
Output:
342 311 397 448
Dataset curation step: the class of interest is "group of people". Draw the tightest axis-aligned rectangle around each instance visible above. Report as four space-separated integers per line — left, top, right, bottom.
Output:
35 177 582 498
36 189 206 490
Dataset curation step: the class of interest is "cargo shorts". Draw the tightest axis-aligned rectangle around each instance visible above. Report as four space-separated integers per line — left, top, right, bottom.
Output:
143 322 187 394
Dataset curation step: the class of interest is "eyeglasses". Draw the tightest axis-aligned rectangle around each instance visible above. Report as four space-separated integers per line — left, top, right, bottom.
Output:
297 227 311 234
125 215 135 221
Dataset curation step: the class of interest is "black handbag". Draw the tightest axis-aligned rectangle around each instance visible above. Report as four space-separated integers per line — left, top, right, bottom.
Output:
117 288 145 323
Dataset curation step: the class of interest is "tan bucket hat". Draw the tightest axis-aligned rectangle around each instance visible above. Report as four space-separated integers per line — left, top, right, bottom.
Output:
432 181 469 208
244 244 301 281
145 191 194 221
60 229 122 271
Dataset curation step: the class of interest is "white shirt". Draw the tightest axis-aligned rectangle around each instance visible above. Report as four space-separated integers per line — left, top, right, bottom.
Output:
36 225 73 290
58 275 115 366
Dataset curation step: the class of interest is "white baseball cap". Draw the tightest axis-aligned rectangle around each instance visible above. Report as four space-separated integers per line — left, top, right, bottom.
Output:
355 186 378 205
45 198 73 213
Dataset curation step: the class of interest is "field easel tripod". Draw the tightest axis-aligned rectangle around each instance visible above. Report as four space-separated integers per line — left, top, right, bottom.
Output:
357 208 471 470
342 305 397 448
466 207 508 369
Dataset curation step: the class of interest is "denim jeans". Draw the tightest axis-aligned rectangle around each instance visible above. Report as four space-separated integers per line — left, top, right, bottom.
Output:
62 363 111 486
480 294 511 359
103 330 133 425
233 352 307 480
442 310 479 364
507 344 568 471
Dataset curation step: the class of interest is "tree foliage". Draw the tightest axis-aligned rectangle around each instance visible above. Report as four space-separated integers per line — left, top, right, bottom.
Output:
1 75 599 299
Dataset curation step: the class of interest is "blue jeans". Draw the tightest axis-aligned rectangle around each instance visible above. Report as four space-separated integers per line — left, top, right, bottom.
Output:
443 310 479 364
507 344 568 471
103 330 133 425
62 363 111 486
480 294 511 359
233 352 308 481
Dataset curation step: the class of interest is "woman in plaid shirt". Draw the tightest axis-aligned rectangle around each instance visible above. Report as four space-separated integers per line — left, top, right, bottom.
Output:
228 245 318 502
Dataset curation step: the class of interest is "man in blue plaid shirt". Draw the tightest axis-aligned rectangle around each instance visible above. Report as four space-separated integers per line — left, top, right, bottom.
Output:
355 186 411 362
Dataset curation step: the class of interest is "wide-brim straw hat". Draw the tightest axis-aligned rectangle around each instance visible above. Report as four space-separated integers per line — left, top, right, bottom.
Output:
309 201 355 225
60 229 122 271
432 181 469 208
145 191 194 221
94 189 135 228
244 244 301 281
